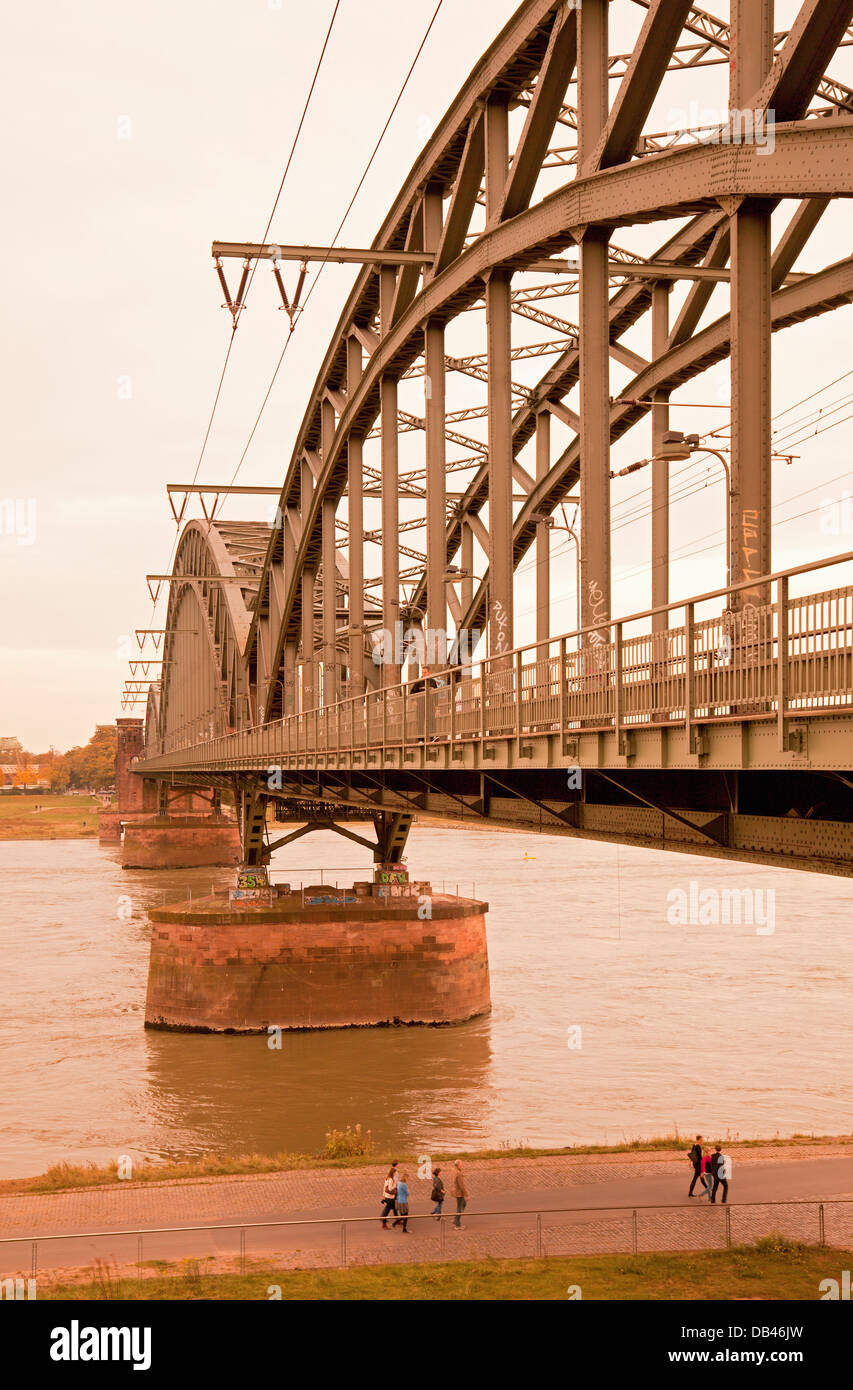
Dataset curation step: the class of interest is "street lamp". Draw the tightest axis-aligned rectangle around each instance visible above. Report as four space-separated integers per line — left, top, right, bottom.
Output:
656 430 732 596
530 504 581 632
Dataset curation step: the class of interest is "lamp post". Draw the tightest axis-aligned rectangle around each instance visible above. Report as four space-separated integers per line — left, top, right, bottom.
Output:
529 505 581 633
656 431 732 599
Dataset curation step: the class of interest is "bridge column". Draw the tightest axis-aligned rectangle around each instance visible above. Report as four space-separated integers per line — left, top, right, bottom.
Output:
239 783 270 867
424 182 447 668
283 642 297 717
300 453 317 711
485 94 513 667
379 267 400 686
535 410 551 646
321 397 338 705
346 335 365 695
425 317 446 661
651 282 671 632
729 0 774 609
577 0 611 654
372 811 413 868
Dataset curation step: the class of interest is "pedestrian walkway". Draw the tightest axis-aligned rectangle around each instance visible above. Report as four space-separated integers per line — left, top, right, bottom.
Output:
1 1144 851 1278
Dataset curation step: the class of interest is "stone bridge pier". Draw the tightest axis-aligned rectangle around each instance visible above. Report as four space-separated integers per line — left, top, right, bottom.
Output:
101 718 240 867
98 718 157 842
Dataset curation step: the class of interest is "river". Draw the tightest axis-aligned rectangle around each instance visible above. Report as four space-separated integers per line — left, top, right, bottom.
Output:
1 827 851 1177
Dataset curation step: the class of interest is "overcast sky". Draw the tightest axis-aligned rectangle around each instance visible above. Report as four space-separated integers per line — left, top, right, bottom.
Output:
1 0 850 751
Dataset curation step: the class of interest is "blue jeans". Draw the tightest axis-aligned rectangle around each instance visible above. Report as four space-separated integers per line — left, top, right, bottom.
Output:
454 1197 466 1226
432 1201 443 1217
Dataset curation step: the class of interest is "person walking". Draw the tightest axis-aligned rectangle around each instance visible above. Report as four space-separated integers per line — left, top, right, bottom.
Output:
430 1166 445 1220
395 1172 411 1233
711 1145 730 1204
687 1135 704 1196
380 1166 398 1229
700 1149 715 1201
452 1160 468 1229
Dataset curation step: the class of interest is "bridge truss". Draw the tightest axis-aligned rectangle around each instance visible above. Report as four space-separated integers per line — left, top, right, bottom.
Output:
132 0 853 875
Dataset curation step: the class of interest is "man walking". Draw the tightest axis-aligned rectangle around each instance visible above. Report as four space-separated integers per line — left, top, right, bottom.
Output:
687 1135 704 1196
711 1145 730 1204
452 1160 468 1229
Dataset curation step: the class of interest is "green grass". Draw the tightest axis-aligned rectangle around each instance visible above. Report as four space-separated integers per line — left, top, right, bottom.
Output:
0 793 101 840
4 1132 850 1198
37 1241 849 1301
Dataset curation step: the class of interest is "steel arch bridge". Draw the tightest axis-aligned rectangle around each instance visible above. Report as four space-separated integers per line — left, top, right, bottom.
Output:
132 0 853 877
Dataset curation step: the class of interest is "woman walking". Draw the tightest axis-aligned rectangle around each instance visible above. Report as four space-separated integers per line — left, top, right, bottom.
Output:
430 1166 445 1220
380 1166 398 1229
395 1172 411 1233
700 1149 715 1201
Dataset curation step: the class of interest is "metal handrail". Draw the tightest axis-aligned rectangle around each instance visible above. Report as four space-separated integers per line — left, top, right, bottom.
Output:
0 1194 846 1245
139 547 853 764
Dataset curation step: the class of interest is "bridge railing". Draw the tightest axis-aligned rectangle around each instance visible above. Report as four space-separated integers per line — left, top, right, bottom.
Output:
145 550 853 764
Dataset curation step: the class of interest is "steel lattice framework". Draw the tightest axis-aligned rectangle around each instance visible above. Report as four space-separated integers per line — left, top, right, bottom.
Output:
139 0 853 798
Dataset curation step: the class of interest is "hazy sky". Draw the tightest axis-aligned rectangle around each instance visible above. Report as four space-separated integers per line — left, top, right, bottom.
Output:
1 0 851 751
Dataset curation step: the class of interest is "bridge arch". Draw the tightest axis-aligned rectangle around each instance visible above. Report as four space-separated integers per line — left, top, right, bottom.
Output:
146 520 265 756
213 0 853 727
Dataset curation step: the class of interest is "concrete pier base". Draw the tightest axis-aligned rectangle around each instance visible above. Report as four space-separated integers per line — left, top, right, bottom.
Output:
122 814 241 869
144 887 491 1031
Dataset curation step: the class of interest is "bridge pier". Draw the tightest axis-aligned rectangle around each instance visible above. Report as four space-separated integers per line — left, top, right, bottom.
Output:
98 717 158 842
143 795 489 1032
121 812 241 869
144 876 490 1033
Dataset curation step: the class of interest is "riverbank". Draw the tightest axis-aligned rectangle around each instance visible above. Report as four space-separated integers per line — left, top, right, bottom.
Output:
4 1133 851 1198
2 1144 851 1283
0 793 101 839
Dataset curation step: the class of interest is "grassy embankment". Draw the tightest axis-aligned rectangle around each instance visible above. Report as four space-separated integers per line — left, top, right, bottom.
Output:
0 793 101 840
36 1238 847 1301
4 1131 850 1199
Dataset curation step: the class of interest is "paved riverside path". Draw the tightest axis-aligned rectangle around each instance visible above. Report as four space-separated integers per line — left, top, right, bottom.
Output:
1 1145 852 1278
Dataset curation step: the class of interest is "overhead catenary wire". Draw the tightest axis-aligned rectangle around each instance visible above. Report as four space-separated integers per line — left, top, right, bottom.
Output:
142 0 344 633
209 0 448 528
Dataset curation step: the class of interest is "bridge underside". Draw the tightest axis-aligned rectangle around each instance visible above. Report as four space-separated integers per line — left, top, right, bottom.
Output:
150 763 853 879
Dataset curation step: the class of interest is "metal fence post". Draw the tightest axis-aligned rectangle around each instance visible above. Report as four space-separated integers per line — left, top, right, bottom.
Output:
632 1209 638 1254
726 1206 732 1248
536 1212 542 1258
777 573 789 750
31 1242 37 1280
341 1221 347 1268
240 1227 246 1275
137 1234 143 1276
559 635 567 737
819 1203 825 1246
614 621 624 751
685 602 695 750
440 1214 447 1257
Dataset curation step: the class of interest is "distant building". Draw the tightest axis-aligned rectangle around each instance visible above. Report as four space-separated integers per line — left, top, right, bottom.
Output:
0 762 49 791
0 737 22 757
